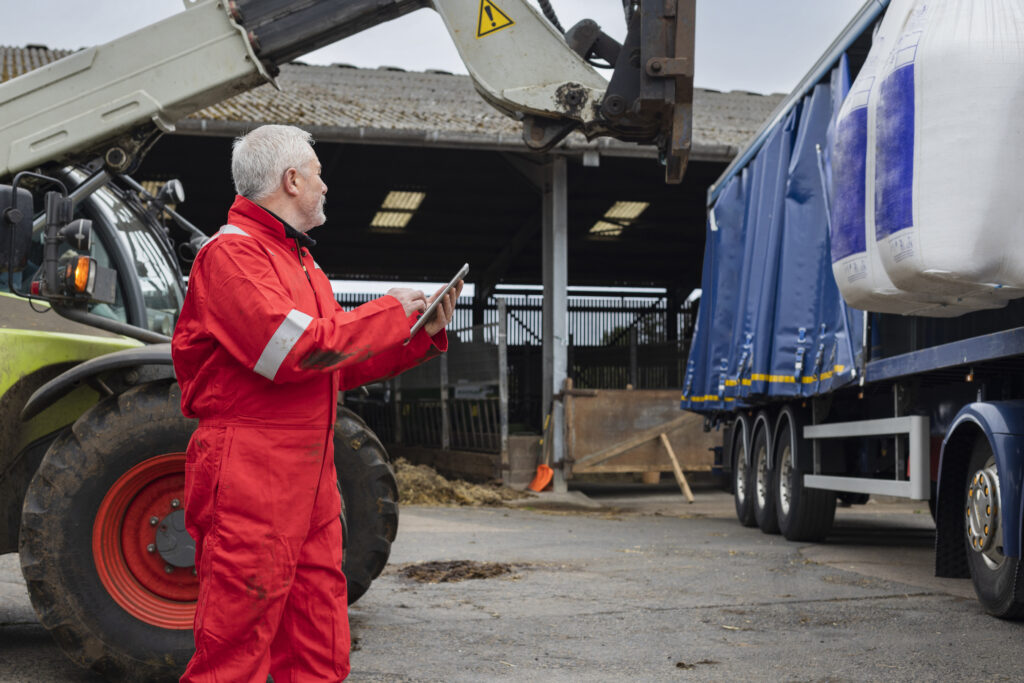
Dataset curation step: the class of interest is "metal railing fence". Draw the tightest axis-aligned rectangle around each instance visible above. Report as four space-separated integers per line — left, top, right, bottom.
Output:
336 289 695 444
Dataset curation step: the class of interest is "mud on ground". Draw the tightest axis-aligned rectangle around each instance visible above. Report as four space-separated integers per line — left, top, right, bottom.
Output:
393 560 515 583
392 458 531 507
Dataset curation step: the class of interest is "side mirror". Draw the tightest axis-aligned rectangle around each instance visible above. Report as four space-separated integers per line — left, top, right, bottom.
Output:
1 184 34 275
157 178 185 205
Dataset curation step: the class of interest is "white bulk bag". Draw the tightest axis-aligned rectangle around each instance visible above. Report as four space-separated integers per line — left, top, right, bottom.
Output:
874 0 1024 305
830 0 975 315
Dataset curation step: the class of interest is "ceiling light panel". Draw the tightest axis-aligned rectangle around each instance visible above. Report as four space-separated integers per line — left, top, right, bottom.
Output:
588 220 624 237
371 211 413 229
604 201 649 221
588 200 649 237
381 191 426 211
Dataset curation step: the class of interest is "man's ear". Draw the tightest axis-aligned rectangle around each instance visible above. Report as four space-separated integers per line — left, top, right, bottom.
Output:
282 167 301 197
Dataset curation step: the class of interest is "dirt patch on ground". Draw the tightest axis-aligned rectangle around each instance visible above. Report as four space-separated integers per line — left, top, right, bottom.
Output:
394 458 532 506
676 660 719 670
396 560 515 583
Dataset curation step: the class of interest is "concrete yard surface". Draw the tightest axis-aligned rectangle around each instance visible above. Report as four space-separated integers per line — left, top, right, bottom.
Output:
2 487 1023 681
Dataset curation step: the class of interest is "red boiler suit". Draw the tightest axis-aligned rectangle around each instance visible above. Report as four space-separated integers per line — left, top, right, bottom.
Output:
171 196 446 682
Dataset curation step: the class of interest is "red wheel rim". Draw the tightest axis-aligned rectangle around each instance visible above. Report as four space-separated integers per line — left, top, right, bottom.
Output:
92 453 196 630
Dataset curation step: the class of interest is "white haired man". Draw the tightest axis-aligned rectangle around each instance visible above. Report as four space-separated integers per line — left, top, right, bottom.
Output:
172 124 461 681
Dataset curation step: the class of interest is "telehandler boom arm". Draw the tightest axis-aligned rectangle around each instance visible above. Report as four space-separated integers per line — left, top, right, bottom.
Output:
0 0 693 182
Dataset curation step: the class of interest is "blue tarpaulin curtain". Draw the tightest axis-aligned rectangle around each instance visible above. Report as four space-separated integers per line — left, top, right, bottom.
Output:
682 56 862 413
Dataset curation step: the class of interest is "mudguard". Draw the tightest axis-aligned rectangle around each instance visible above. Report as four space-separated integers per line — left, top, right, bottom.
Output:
773 404 814 472
935 401 1024 577
20 343 173 421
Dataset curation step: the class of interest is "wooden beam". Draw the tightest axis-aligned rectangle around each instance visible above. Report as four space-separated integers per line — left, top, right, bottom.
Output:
571 413 691 470
660 432 694 503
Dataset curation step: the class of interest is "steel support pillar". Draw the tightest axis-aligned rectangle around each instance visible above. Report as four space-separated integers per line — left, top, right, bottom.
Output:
542 156 568 493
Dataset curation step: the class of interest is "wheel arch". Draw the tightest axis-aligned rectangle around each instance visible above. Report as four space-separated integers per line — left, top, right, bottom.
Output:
772 404 812 472
20 343 173 421
936 401 1024 579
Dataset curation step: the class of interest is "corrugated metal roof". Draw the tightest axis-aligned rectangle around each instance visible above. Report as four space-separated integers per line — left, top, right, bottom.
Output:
1 46 783 160
0 45 72 82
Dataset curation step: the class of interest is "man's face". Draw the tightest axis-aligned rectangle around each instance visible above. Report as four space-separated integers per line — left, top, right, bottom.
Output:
295 154 327 231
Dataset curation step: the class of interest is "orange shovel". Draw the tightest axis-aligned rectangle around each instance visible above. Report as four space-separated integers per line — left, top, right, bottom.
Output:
528 411 554 492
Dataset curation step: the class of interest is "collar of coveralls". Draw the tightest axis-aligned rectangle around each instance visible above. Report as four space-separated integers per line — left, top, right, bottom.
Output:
233 194 318 248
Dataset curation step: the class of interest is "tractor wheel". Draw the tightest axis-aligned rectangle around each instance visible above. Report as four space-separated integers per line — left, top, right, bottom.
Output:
335 407 399 604
19 379 196 681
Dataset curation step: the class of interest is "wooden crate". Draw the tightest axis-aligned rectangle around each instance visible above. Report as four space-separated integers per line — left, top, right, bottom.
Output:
565 389 716 477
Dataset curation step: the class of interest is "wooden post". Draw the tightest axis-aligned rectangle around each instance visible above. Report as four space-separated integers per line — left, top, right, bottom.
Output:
563 377 575 479
629 327 638 388
660 432 694 503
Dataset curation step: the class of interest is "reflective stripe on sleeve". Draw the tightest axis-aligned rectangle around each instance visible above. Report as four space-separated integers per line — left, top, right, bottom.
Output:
254 309 314 380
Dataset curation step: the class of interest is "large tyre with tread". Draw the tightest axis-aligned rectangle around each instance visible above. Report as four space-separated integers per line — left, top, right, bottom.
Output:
732 418 756 527
964 437 1024 619
20 379 197 681
751 419 780 534
334 407 399 605
773 408 836 542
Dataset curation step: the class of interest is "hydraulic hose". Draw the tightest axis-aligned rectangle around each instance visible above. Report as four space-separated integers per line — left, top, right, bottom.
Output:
536 0 565 33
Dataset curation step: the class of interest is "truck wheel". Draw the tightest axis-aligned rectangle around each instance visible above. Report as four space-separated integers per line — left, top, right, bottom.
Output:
752 423 780 534
732 421 756 527
964 438 1024 619
19 379 196 681
774 416 836 542
335 407 399 605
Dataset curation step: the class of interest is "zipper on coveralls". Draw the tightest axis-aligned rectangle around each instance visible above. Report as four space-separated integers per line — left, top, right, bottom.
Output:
294 238 335 455
294 239 323 315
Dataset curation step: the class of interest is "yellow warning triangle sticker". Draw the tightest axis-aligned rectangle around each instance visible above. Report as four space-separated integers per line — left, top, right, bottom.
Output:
477 0 514 38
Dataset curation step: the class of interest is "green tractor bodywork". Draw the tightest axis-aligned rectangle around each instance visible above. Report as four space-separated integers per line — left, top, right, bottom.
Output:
0 264 146 554
1 168 183 555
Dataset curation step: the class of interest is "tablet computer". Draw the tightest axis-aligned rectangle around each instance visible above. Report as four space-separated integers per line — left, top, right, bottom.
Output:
408 262 469 339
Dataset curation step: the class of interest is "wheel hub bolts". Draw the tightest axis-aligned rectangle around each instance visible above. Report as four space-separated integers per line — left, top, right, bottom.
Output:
966 468 998 552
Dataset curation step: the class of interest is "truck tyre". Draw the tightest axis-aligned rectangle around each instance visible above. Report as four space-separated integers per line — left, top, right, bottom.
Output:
963 437 1024 619
732 419 756 527
335 407 399 605
773 415 836 542
751 423 780 534
19 379 196 681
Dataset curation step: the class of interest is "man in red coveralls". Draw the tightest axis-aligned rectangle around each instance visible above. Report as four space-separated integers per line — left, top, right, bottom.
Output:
172 124 461 682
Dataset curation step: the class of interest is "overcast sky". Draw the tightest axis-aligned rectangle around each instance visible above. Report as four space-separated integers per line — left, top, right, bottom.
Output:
3 0 869 95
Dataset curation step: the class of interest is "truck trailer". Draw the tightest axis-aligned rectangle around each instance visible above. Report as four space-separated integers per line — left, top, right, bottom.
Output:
682 0 1024 619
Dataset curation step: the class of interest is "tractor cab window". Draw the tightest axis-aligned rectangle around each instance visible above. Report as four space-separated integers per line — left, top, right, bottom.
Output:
88 186 184 336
